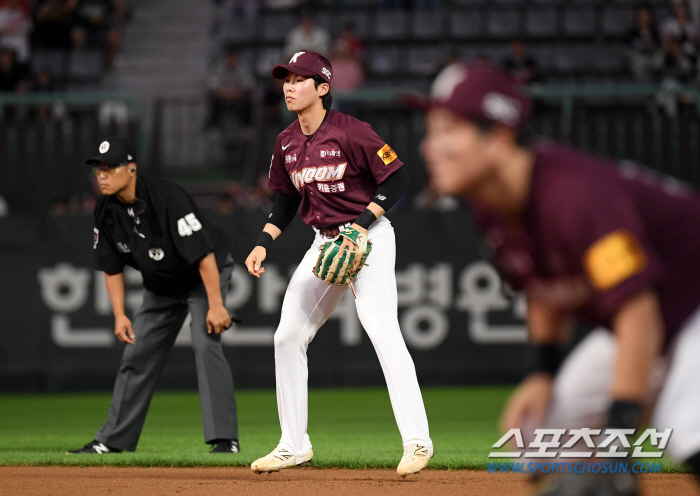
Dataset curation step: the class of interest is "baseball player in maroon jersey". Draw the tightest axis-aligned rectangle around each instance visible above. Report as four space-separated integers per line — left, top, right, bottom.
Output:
244 51 433 476
417 64 700 494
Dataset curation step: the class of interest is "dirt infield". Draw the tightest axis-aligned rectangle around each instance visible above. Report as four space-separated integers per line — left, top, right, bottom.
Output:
1 467 698 496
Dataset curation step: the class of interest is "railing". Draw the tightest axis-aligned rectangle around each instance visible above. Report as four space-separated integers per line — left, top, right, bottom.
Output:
0 93 144 215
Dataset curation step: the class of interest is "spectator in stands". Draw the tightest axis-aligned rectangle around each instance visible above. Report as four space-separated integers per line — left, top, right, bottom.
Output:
660 0 699 61
283 13 330 59
35 0 78 49
0 46 27 92
73 0 127 69
628 5 661 82
206 47 255 131
502 39 541 86
651 38 695 117
329 39 363 91
335 21 364 62
0 0 32 71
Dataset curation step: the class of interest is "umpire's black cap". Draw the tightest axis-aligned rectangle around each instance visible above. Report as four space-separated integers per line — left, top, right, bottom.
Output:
85 136 135 165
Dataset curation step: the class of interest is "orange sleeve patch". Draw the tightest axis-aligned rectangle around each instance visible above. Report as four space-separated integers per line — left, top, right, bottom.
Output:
377 144 398 165
584 230 647 291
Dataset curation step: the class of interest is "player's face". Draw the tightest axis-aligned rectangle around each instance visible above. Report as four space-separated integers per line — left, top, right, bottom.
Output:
93 162 130 196
421 108 496 196
283 72 324 113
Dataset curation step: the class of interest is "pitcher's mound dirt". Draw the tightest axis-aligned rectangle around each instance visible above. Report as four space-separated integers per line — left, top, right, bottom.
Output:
1 466 698 496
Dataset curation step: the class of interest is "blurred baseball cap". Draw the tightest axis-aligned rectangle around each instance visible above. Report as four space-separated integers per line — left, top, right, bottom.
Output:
272 50 333 84
85 136 135 165
408 63 531 132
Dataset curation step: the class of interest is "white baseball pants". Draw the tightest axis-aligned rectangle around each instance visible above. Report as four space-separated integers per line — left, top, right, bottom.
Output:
542 306 700 461
273 216 432 456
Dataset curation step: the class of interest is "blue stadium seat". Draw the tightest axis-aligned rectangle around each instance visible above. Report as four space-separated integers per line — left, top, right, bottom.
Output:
374 9 407 40
409 9 444 39
563 8 598 37
601 7 636 37
408 45 447 75
449 10 484 40
368 45 403 76
524 9 559 39
487 10 521 38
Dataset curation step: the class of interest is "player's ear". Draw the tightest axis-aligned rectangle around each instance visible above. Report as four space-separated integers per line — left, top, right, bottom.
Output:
318 82 329 96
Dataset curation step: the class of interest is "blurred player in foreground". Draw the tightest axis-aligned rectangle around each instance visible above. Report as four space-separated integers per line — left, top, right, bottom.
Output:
245 51 433 477
67 137 240 455
416 65 700 494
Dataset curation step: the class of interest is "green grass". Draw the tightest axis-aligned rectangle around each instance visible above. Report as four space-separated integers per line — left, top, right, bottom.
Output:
0 387 686 472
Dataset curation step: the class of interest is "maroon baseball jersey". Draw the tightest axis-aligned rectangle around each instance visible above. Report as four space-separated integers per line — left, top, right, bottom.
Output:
474 141 700 344
268 109 403 227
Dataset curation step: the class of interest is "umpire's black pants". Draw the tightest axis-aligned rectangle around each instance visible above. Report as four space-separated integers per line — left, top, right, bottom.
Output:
95 253 238 451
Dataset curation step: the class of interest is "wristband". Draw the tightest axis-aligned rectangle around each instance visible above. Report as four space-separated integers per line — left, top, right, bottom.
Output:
606 400 642 429
523 343 562 376
353 209 377 231
256 231 273 249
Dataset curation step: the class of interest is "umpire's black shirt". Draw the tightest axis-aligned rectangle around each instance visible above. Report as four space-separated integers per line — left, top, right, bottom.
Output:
93 175 233 297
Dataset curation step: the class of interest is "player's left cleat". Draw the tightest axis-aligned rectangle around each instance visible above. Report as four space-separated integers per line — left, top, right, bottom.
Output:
251 444 313 473
535 472 639 496
65 440 122 454
397 443 434 477
207 439 240 453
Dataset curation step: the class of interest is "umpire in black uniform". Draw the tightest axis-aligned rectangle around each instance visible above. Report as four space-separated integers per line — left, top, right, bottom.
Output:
67 137 240 454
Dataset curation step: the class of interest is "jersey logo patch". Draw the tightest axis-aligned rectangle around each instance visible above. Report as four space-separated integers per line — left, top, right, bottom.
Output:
282 143 291 150
290 163 347 191
320 150 340 158
93 228 99 249
584 230 647 291
148 248 164 261
285 154 297 164
377 144 397 165
318 182 345 194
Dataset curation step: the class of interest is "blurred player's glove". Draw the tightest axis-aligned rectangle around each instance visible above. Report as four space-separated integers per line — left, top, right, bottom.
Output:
312 227 372 286
536 473 639 496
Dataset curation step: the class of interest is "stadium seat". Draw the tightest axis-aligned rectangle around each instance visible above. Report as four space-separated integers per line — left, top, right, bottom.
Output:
261 12 300 42
563 8 598 37
408 45 447 76
315 11 336 36
255 47 283 79
589 43 626 74
31 49 68 82
601 7 636 37
487 10 521 39
374 9 407 40
337 11 371 39
527 44 558 73
554 44 590 73
524 9 560 39
449 10 484 40
368 45 403 76
409 9 444 39
221 19 257 43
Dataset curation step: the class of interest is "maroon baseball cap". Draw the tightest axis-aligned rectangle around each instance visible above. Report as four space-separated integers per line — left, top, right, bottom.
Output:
409 63 531 131
272 50 333 84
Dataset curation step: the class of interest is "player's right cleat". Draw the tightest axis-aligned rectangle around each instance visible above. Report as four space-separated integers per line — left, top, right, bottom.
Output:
250 444 313 473
397 443 434 477
65 440 122 454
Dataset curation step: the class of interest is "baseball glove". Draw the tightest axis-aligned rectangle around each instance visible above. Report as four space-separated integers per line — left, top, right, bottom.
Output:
312 227 372 286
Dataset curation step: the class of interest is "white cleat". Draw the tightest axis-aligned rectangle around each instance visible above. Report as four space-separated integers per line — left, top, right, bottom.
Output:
250 445 313 473
397 443 434 478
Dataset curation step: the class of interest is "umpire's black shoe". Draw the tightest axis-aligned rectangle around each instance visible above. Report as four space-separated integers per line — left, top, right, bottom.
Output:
66 440 122 454
207 440 240 454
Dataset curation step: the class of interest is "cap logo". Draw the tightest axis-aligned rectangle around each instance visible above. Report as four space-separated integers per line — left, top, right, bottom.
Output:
483 92 521 126
430 64 468 101
99 141 110 154
321 67 331 80
289 51 306 63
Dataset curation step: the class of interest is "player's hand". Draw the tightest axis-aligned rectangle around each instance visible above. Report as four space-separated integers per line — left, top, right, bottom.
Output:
245 246 267 278
337 223 366 254
500 373 553 436
207 303 232 334
114 314 135 344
